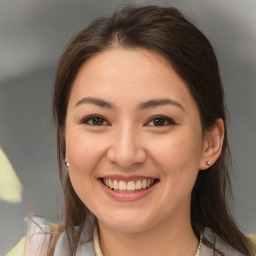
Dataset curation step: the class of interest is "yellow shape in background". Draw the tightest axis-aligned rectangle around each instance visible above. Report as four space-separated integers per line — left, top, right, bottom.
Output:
6 236 25 256
0 147 23 203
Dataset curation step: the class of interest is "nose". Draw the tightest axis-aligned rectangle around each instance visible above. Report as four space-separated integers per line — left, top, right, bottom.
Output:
107 125 146 169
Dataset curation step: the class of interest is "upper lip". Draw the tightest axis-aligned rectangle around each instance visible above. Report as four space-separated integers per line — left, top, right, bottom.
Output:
99 175 158 182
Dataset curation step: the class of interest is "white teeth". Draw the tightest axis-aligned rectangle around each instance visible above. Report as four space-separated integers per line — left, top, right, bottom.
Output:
135 180 142 189
127 181 136 191
113 180 119 190
142 179 147 189
109 179 114 189
119 181 127 190
103 178 155 192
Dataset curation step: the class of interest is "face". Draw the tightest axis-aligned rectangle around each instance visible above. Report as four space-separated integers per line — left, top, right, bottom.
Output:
65 48 207 233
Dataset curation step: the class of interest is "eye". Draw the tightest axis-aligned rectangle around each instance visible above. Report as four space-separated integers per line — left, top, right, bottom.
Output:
81 115 109 126
145 115 176 127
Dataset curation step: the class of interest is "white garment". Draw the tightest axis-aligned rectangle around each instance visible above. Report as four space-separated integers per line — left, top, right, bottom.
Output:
24 217 51 256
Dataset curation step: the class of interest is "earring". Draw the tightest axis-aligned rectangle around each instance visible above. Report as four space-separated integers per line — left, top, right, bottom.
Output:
65 161 70 168
206 161 211 166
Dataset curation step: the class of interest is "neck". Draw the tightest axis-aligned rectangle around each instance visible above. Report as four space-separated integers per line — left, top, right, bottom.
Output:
98 214 199 256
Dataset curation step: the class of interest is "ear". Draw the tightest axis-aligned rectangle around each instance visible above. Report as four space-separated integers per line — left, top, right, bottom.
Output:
199 118 225 170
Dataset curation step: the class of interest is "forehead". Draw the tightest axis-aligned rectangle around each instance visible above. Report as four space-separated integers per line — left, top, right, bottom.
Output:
68 48 197 111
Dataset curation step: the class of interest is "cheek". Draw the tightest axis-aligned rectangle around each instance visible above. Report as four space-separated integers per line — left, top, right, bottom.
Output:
65 131 108 206
148 133 202 212
151 132 202 169
66 130 108 173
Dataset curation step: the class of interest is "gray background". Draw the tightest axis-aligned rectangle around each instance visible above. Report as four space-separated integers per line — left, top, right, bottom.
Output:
0 0 255 254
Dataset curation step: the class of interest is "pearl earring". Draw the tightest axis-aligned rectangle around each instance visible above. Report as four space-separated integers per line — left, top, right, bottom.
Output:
65 161 70 168
206 161 211 166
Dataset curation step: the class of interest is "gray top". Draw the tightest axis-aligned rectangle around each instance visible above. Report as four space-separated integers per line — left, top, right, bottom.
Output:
53 227 245 256
24 217 245 256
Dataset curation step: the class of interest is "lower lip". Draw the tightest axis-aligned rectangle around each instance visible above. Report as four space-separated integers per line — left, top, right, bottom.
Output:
99 180 157 202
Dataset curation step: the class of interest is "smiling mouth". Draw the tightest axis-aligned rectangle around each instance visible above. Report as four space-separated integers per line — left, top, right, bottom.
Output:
100 178 159 193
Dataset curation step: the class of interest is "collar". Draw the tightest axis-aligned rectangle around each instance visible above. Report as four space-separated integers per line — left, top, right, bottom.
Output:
54 224 245 256
93 223 103 256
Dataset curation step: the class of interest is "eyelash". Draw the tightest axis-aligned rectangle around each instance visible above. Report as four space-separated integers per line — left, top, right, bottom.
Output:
80 115 176 127
145 115 177 127
80 115 109 126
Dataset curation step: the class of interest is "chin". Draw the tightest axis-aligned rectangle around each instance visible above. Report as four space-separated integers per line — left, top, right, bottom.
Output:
97 211 153 233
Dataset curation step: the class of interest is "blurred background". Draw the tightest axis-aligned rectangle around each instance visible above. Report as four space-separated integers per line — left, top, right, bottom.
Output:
0 0 255 254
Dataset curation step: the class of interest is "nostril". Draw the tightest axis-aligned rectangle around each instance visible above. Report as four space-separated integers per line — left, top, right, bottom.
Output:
106 145 146 168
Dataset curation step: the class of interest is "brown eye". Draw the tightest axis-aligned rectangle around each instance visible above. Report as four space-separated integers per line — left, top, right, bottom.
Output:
146 116 176 127
82 115 109 126
152 118 166 126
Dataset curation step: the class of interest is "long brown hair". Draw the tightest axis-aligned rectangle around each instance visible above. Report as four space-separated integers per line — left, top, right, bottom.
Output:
52 5 255 255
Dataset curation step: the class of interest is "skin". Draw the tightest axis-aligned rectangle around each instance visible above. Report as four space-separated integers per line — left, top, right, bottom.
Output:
65 48 224 256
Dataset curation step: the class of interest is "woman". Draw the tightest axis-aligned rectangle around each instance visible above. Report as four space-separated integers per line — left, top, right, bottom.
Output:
24 5 255 256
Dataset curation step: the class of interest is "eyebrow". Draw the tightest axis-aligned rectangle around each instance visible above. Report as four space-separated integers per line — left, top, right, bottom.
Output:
75 97 115 109
137 98 184 111
75 97 184 111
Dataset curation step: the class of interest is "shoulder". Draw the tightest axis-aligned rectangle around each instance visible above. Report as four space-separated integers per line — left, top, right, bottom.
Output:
54 230 94 256
24 217 66 256
54 222 95 256
23 213 95 256
24 217 52 256
6 217 51 256
201 227 246 256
